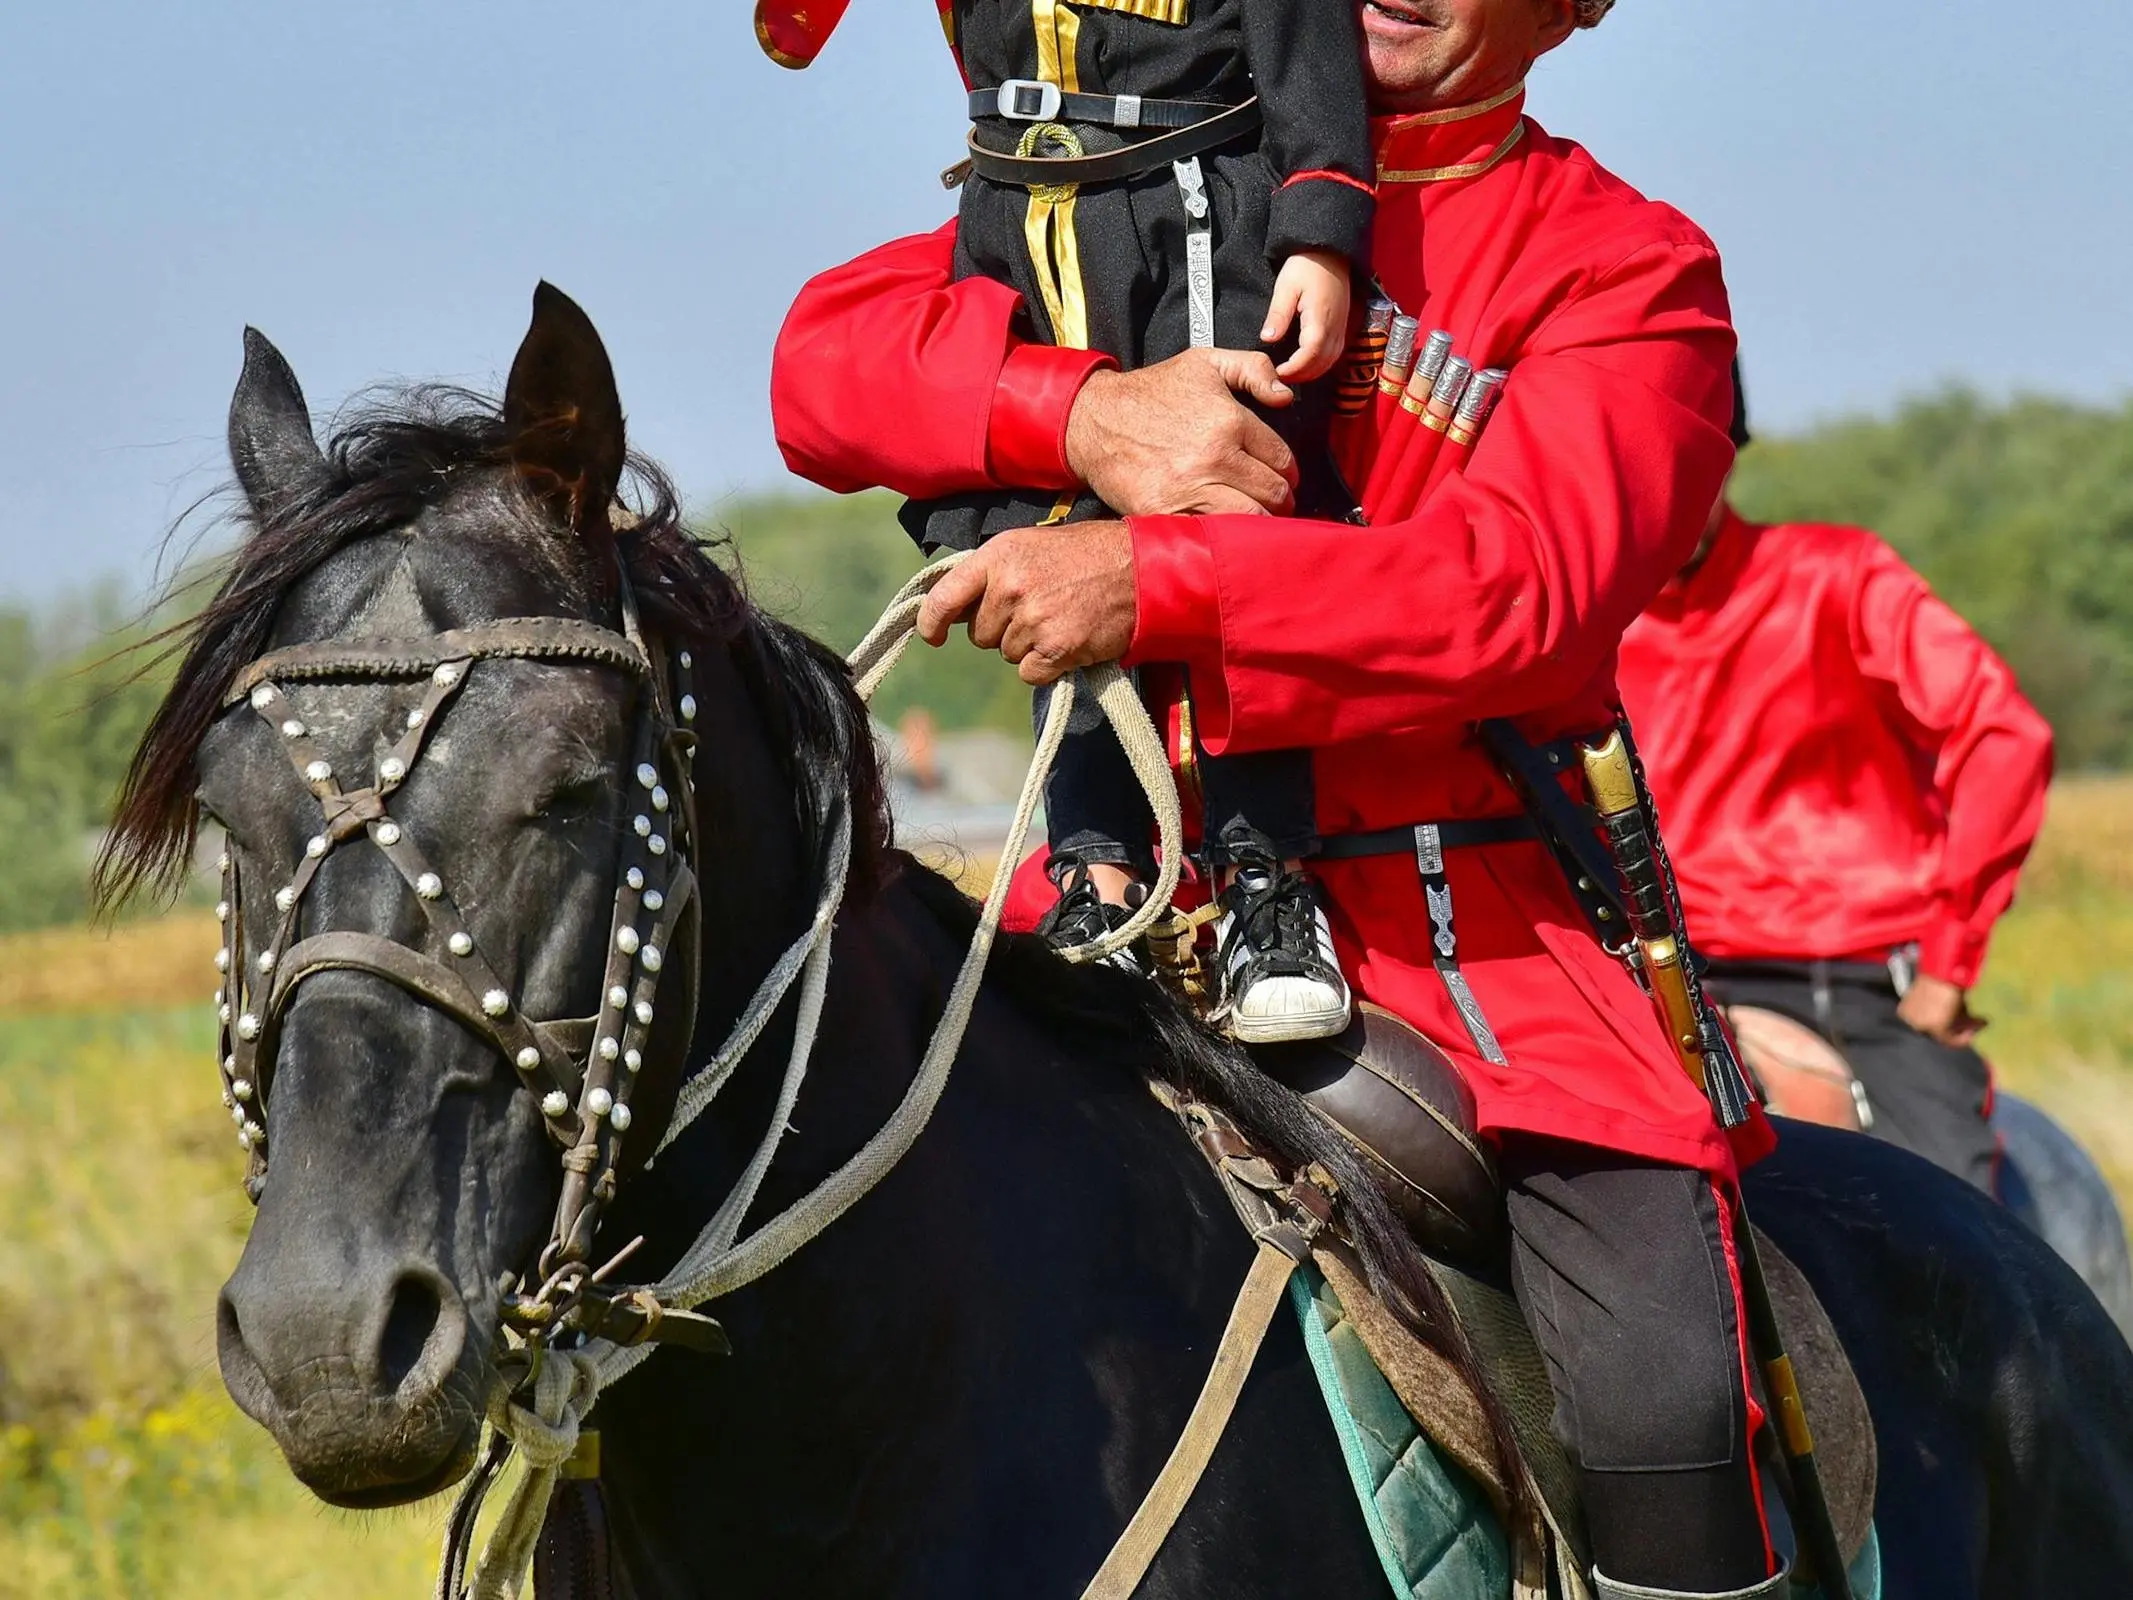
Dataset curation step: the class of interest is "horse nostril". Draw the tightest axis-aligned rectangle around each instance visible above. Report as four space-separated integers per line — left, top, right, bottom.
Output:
217 1288 278 1425
378 1273 449 1395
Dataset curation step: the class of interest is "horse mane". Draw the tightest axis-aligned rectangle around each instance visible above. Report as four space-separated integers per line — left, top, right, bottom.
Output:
96 385 892 911
894 864 1527 1515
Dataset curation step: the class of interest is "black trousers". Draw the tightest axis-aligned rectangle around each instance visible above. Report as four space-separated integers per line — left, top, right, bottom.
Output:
1706 960 2000 1196
1500 1137 1773 1593
1034 675 1317 879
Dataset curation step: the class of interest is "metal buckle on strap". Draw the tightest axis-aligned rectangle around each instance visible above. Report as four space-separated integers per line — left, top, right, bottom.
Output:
996 78 1062 121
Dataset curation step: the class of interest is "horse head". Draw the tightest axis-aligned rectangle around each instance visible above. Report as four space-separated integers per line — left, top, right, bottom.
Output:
101 286 867 1509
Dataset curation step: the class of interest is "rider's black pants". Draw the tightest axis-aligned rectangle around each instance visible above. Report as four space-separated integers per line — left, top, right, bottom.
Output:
1706 959 2000 1196
1500 1137 1775 1593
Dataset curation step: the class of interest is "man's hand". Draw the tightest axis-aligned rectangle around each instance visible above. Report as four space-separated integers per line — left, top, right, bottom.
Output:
1897 974 1987 1048
917 523 1137 686
1064 348 1299 518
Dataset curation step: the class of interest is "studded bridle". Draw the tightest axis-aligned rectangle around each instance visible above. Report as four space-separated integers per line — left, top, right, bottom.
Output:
210 583 706 1319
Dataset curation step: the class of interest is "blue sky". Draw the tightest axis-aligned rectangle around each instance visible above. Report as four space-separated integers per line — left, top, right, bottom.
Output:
2 0 2127 601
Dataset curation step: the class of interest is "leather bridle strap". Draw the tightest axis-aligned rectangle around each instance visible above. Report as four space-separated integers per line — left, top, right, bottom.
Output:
264 930 553 1060
223 617 649 706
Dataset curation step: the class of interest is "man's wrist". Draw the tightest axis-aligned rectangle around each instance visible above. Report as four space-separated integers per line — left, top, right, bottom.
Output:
1917 924 1988 992
1123 515 1219 664
988 345 1114 490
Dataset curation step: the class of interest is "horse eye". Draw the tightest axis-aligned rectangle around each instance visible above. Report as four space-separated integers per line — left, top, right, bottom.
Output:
530 773 607 821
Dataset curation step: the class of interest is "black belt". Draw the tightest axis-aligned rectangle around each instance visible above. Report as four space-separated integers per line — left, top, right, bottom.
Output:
970 82 1238 131
964 98 1262 190
1704 957 1900 993
1314 815 1540 861
1316 817 1536 1066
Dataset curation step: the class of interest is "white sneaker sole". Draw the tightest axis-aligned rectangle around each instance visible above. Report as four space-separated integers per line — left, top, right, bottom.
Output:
1227 980 1353 1045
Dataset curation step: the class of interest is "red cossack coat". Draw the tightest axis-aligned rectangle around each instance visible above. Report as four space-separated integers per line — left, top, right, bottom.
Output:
774 88 1770 1177
1618 510 2055 991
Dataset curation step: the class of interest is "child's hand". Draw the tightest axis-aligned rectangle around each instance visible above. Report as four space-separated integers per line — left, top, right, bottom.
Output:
1262 250 1351 382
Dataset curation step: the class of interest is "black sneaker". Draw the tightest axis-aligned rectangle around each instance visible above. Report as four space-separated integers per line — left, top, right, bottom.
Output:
1214 837 1350 1044
1037 863 1149 975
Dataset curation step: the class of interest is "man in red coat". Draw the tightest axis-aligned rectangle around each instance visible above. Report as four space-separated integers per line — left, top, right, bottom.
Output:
1619 376 2055 1195
774 3 1786 1594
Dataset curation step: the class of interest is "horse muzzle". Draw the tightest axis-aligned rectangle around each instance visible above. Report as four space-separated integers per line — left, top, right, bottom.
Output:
218 1245 488 1507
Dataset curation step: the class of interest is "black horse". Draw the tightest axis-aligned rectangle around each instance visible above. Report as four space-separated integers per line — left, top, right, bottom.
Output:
104 288 2133 1598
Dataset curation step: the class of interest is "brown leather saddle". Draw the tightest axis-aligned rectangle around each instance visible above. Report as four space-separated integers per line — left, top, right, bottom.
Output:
1253 1002 1506 1263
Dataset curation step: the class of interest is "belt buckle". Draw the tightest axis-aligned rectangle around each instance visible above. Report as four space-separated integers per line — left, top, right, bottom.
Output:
997 78 1063 122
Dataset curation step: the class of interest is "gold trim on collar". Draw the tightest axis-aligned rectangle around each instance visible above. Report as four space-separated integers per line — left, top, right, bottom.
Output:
1379 80 1524 132
1378 120 1526 185
1073 0 1189 20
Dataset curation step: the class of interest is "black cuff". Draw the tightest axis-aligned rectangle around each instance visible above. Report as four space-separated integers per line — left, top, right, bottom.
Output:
1266 175 1375 265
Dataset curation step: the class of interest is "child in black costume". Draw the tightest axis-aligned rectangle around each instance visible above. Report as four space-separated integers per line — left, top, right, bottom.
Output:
913 0 1376 1043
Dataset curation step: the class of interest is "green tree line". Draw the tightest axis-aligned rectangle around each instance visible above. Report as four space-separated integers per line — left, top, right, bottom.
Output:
0 591 176 931
2 387 2127 935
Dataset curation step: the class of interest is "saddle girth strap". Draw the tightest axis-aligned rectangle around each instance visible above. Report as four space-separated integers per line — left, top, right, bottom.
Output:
1078 1236 1302 1600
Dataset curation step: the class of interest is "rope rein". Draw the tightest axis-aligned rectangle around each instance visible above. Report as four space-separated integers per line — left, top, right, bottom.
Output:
459 554 1184 1597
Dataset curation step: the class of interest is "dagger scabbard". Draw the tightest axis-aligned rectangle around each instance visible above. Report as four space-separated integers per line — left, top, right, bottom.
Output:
1578 731 1747 1119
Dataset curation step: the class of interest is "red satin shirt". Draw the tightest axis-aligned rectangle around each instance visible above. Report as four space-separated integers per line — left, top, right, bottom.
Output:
774 88 1770 1176
1618 512 2054 990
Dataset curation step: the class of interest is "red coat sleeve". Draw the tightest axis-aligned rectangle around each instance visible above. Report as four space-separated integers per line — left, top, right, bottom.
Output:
770 222 1112 499
1127 240 1737 750
1850 543 2055 988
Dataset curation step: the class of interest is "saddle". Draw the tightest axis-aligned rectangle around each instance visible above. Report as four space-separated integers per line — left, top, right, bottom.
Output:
1255 1003 1505 1262
1249 1004 1878 1584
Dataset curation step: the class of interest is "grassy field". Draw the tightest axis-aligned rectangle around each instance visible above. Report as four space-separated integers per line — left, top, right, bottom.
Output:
0 781 2127 1595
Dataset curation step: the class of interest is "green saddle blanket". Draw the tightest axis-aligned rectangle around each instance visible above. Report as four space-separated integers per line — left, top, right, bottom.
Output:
1292 1266 1883 1600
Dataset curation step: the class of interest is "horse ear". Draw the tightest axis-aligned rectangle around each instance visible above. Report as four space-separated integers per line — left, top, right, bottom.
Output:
503 283 627 539
229 328 327 519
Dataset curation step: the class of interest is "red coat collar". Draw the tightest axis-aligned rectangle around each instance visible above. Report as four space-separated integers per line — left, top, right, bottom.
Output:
1372 82 1528 186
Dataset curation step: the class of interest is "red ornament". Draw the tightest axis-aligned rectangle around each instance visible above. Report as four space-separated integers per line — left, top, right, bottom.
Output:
753 0 854 69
